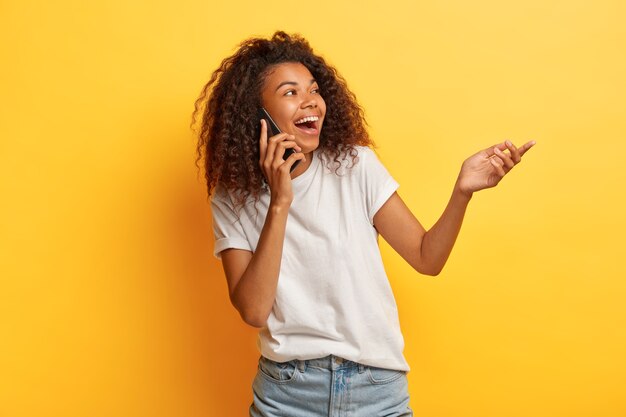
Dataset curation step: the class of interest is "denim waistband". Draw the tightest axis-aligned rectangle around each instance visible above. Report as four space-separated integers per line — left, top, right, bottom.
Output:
291 355 366 373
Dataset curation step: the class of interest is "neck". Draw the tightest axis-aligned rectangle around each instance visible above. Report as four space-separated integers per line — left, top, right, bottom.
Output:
290 151 313 179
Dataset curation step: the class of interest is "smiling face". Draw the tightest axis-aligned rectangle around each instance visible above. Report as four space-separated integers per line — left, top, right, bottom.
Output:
260 62 326 155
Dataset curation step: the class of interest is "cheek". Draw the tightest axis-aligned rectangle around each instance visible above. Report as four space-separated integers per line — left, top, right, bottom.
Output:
281 104 299 122
274 105 298 131
320 100 328 118
316 96 326 111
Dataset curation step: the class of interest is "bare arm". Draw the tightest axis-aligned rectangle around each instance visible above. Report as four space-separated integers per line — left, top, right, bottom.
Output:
219 119 304 328
221 205 289 327
373 187 470 276
374 140 536 275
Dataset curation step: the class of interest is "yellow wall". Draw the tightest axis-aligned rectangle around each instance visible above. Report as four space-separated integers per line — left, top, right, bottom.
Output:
2 0 625 416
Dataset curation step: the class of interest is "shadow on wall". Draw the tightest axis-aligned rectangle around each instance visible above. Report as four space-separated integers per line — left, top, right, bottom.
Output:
163 152 260 416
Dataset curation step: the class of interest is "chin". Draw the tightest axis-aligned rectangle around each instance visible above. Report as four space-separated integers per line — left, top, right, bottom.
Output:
298 138 319 154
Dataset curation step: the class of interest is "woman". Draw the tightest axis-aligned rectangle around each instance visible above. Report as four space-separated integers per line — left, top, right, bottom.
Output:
192 31 535 417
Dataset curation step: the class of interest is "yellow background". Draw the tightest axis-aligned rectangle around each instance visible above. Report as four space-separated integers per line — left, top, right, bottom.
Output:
1 0 625 416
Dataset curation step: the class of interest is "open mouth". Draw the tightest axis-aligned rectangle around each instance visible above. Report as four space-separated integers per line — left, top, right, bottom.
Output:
294 117 320 135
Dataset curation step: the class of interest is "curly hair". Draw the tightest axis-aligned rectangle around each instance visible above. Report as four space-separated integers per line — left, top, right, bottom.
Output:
191 30 374 206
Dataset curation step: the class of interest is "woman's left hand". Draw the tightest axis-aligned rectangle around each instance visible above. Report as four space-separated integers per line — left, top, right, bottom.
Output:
456 140 536 197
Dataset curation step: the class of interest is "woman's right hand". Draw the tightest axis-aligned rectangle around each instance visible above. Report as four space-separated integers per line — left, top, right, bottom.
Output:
259 119 305 208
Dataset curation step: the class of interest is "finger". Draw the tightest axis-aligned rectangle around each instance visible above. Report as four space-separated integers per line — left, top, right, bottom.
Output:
485 142 508 157
489 154 504 165
267 132 295 149
259 119 268 164
273 145 301 168
493 146 514 169
279 151 306 173
518 140 537 157
272 136 299 167
265 132 291 169
504 140 521 163
490 156 506 176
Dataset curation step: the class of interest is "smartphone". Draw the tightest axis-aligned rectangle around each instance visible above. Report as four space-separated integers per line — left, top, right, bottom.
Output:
258 107 301 172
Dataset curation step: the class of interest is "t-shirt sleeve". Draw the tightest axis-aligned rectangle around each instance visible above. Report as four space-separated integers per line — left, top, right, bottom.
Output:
210 187 253 259
359 147 400 225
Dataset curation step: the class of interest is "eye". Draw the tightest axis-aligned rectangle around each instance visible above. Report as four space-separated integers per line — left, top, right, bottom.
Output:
284 90 296 96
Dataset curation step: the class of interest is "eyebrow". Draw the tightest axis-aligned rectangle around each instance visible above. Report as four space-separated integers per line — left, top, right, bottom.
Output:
275 79 317 92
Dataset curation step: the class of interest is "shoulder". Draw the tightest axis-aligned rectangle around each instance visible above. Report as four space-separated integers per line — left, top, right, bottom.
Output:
211 183 231 205
211 183 244 214
352 145 386 172
341 145 376 171
353 145 375 158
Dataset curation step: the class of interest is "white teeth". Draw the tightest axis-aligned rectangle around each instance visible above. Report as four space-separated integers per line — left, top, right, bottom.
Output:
294 115 319 125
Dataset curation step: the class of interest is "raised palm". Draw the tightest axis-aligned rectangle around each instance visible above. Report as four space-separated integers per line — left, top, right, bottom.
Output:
457 140 536 196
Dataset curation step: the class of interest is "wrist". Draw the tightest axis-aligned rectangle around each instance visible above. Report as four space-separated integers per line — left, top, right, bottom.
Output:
268 201 291 215
454 180 473 201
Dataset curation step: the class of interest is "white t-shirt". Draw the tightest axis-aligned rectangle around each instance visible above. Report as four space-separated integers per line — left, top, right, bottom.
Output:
211 145 409 371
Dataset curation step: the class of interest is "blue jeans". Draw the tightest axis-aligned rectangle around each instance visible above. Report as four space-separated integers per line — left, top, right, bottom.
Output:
249 355 413 416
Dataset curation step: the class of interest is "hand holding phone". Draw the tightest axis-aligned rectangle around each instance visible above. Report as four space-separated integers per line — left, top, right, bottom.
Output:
258 107 301 173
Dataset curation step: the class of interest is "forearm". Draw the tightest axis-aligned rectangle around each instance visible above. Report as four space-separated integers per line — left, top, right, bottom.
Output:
420 180 472 275
232 204 288 327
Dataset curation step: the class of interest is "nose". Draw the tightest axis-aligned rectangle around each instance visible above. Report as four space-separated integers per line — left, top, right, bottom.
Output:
301 92 318 109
